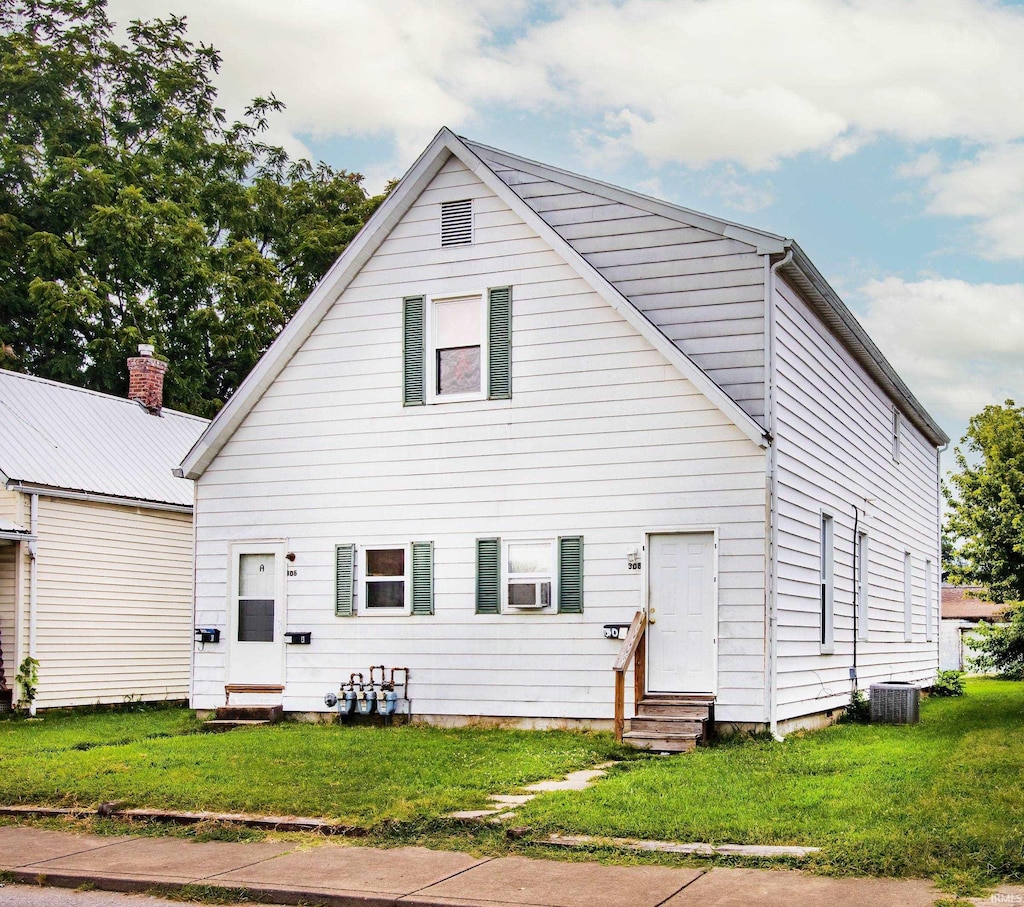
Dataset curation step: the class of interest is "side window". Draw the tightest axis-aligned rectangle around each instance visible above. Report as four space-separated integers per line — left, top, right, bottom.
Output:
892 406 902 463
903 552 913 641
820 513 834 652
363 546 409 612
856 532 869 641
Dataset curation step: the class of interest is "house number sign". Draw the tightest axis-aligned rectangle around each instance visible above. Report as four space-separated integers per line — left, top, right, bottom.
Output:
627 550 642 571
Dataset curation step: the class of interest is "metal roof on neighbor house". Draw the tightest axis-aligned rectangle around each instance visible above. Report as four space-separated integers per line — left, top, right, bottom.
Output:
0 370 208 508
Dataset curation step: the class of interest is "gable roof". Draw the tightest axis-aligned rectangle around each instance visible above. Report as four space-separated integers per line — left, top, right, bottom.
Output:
464 139 947 448
0 370 208 509
179 127 946 479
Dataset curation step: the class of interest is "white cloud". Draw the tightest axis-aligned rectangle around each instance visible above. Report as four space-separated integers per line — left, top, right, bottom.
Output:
909 143 1024 260
857 277 1024 426
108 0 1024 170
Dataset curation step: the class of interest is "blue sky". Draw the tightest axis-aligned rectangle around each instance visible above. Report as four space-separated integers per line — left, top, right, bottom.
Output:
113 0 1024 456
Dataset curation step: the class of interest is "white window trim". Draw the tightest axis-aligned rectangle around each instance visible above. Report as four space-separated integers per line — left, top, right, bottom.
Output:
904 551 913 642
359 543 412 616
857 531 869 641
501 538 557 614
820 512 835 654
892 406 902 463
425 291 488 404
925 558 934 642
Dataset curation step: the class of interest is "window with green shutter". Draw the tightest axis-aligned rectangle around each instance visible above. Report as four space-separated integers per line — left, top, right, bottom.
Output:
488 286 511 400
403 296 425 406
557 536 584 614
411 541 434 616
476 538 500 614
335 544 356 616
404 289 512 405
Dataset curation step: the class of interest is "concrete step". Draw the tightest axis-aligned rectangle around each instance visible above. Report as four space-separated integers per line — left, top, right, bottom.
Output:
628 716 706 735
202 719 274 733
214 705 283 723
622 731 700 753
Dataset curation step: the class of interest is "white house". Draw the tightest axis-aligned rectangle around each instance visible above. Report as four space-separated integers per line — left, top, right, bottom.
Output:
178 129 947 744
0 351 207 710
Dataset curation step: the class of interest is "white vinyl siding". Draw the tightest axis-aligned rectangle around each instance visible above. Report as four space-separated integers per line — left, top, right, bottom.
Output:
28 497 194 709
773 277 940 720
193 153 768 723
475 146 767 423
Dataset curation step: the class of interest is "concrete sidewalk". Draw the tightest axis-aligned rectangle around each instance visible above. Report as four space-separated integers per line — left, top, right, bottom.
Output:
0 825 1012 907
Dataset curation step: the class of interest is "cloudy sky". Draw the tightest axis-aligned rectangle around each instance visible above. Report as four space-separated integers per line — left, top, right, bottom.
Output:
111 0 1024 454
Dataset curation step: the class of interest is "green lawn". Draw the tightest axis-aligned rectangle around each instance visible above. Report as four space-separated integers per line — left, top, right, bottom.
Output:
0 709 622 825
516 678 1024 883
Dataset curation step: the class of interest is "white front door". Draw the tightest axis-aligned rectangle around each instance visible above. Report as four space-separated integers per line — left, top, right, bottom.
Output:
646 532 717 694
228 543 286 686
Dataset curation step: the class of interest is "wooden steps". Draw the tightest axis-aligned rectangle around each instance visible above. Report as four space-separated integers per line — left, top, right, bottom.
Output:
203 704 283 733
623 695 714 753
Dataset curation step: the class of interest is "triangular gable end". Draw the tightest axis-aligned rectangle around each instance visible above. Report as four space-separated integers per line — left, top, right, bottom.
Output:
178 128 768 479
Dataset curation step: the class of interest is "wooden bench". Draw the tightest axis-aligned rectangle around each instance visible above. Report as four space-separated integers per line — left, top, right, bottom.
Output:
224 683 285 705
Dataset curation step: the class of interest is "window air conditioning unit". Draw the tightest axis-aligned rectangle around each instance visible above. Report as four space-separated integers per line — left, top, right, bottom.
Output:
507 581 551 610
869 682 920 724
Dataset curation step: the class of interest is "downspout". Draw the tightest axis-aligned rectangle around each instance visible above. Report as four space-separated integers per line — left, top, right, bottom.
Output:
27 493 38 716
766 247 792 742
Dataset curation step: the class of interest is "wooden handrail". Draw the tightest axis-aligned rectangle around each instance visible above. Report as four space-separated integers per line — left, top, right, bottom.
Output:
613 610 647 742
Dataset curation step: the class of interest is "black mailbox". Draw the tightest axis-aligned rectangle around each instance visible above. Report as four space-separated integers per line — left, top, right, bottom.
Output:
194 627 220 644
285 631 312 645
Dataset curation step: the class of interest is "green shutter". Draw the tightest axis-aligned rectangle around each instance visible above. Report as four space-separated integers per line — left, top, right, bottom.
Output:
488 286 511 400
335 544 355 616
403 295 425 405
476 538 500 614
558 536 584 614
411 541 434 616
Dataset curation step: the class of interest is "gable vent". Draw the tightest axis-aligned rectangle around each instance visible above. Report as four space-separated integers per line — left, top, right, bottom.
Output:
441 199 473 247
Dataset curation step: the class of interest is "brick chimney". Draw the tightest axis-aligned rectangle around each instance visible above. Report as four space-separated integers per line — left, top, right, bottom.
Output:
127 344 167 415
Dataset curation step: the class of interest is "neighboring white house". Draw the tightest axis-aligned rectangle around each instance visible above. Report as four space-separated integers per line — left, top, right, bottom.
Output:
0 351 208 710
939 584 1003 672
178 128 948 737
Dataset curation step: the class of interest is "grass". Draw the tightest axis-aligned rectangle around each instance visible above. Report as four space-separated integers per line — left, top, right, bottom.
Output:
0 709 625 825
514 678 1024 885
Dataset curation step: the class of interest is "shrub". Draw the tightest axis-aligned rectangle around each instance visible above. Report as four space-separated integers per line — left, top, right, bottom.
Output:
842 688 871 723
970 602 1024 679
932 670 966 697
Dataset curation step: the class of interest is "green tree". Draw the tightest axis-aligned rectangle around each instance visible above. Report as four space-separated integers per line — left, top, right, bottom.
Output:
0 0 383 416
944 400 1024 602
970 604 1024 678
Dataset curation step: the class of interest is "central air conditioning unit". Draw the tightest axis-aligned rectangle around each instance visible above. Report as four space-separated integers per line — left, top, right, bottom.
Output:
869 682 920 724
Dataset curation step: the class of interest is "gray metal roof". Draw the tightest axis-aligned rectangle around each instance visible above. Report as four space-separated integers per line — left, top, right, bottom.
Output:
0 370 208 508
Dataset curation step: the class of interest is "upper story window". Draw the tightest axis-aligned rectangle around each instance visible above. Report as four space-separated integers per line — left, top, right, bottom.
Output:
403 287 512 405
820 512 834 652
441 199 473 247
433 295 484 398
892 406 902 463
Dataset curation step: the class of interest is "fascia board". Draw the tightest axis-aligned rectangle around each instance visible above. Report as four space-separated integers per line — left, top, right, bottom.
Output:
178 129 457 480
456 137 768 450
467 141 787 254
